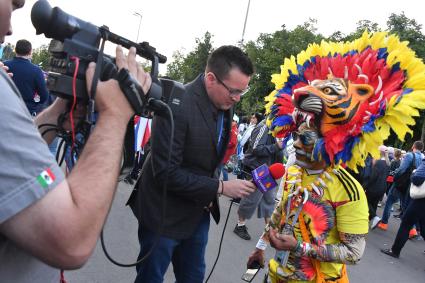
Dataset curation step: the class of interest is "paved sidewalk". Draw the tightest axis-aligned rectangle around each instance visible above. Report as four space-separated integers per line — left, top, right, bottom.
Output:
65 181 425 283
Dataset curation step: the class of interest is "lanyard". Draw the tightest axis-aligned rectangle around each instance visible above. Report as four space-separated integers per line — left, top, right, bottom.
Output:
217 111 224 146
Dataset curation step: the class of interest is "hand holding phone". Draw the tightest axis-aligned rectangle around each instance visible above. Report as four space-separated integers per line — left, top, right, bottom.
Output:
241 260 262 282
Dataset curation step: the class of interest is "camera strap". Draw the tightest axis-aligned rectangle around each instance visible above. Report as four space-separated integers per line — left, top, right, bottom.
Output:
116 68 146 115
87 33 108 128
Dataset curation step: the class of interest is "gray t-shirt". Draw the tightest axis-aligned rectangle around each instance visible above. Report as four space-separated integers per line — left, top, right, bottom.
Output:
0 70 65 282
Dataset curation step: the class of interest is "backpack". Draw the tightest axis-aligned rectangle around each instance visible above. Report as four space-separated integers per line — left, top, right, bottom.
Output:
394 153 416 194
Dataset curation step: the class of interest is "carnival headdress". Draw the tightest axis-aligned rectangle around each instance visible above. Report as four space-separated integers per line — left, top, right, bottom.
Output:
265 31 425 170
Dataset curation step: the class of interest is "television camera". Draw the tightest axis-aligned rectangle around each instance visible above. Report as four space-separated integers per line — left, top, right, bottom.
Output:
31 0 184 173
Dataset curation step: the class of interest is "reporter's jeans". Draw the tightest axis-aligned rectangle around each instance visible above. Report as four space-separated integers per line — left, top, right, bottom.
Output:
381 184 400 224
134 212 210 283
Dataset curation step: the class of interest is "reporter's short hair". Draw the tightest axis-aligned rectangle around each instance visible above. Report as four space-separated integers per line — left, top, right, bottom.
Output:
206 45 254 79
15 39 32 56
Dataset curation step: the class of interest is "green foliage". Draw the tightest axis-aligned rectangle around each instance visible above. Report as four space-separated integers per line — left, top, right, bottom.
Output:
387 12 425 59
239 19 324 116
340 20 381 42
31 44 51 69
163 14 425 146
384 13 425 149
1 43 15 60
166 32 214 83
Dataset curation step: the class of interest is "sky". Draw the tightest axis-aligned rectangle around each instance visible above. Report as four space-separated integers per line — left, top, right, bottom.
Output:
5 0 425 74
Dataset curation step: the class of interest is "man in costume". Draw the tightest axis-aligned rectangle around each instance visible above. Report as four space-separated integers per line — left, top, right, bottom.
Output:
247 31 425 282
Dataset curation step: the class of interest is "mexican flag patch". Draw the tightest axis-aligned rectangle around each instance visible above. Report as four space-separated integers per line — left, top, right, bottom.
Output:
37 168 56 188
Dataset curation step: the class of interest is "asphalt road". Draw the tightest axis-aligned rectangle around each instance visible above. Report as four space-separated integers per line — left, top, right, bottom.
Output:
65 179 425 283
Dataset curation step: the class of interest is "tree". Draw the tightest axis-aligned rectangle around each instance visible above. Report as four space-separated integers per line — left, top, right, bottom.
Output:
384 13 425 147
1 43 15 60
240 19 324 116
341 20 381 42
166 50 186 82
31 44 51 69
166 32 214 83
387 12 425 59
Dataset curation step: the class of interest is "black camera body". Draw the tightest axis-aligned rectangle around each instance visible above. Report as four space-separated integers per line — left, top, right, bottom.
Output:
31 0 185 174
31 0 167 108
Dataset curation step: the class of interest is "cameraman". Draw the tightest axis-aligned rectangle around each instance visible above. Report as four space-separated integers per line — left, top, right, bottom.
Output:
0 1 151 282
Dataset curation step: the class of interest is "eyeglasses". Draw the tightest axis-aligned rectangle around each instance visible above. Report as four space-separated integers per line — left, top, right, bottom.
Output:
291 131 318 146
213 72 250 97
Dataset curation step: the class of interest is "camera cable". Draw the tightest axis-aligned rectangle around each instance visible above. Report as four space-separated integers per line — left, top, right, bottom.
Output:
100 101 173 267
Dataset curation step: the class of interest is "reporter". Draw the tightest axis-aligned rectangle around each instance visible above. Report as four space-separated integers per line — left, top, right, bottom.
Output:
0 1 151 281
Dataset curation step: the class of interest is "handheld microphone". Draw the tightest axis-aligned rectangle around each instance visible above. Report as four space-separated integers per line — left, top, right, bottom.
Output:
251 163 285 193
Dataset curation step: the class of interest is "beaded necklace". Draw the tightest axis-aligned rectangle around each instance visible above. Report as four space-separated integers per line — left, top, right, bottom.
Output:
286 165 336 199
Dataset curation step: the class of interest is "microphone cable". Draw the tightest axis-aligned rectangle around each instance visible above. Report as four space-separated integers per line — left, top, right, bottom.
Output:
204 197 236 283
100 100 174 267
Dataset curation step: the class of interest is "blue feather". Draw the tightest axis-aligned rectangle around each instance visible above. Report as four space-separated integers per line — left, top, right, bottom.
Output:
377 48 388 60
391 62 401 73
272 115 293 128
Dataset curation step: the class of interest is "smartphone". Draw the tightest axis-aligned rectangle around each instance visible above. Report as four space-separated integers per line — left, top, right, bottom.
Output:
241 261 261 282
241 267 260 282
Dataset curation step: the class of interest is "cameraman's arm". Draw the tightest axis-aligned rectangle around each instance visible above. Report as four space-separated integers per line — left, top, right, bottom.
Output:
0 46 151 269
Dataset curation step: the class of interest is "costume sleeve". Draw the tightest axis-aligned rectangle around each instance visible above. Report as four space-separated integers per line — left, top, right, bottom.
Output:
0 72 64 224
295 232 366 264
289 166 368 264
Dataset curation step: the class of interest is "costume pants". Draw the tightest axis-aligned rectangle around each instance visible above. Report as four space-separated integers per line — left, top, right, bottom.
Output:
391 198 425 255
134 212 210 283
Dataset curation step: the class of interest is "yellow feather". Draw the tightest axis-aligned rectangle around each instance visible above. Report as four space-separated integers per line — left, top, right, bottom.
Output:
370 32 386 49
404 75 425 89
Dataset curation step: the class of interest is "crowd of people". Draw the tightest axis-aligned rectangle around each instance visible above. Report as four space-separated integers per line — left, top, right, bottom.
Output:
1 1 425 283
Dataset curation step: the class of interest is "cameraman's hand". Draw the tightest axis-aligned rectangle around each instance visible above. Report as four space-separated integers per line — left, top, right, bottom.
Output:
85 46 151 122
116 46 152 94
0 61 13 77
222 179 256 199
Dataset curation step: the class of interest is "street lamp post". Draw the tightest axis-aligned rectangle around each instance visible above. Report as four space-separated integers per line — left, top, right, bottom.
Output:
133 12 142 43
240 0 251 46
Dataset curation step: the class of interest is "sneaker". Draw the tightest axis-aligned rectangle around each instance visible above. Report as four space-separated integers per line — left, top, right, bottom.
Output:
234 224 251 240
393 214 402 219
378 202 382 207
377 222 388 231
370 216 381 230
381 248 399 258
409 228 418 239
